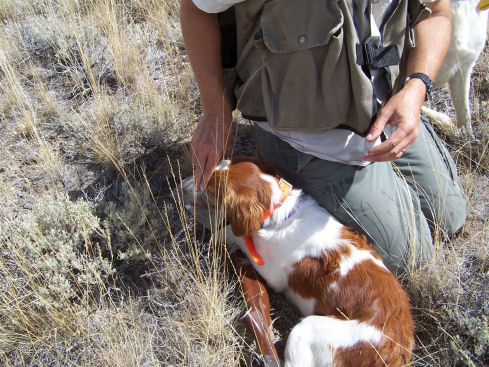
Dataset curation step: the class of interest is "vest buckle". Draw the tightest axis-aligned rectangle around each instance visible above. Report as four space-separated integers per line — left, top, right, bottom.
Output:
356 43 401 70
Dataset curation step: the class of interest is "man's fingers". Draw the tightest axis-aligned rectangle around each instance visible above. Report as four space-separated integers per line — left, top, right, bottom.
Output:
366 129 404 155
190 109 234 190
365 123 384 142
201 153 218 188
365 127 414 162
192 135 214 190
365 147 406 162
192 140 221 190
366 108 391 142
192 148 205 190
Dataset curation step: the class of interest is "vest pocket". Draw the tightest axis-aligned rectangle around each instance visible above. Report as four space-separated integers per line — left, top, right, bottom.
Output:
256 0 351 130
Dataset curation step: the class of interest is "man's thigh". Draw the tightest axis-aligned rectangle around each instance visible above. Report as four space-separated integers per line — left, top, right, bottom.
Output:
255 125 432 273
394 117 466 237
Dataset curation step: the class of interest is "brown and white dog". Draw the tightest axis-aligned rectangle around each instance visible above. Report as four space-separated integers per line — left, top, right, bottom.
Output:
181 157 413 367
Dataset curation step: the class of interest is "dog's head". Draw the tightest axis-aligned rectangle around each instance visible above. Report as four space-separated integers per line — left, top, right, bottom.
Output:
181 157 276 236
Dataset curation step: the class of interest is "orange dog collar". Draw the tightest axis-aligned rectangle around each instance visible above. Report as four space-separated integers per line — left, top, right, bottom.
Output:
244 178 292 266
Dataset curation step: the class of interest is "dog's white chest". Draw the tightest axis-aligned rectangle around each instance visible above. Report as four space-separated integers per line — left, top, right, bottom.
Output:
226 230 291 292
226 202 344 294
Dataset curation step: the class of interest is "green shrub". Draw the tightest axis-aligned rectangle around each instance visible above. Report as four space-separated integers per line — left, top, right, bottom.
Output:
13 12 114 99
64 96 176 169
1 192 113 309
101 181 168 268
448 304 489 366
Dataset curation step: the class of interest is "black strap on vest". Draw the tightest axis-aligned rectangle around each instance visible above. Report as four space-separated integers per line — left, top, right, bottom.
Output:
218 8 237 68
356 43 400 69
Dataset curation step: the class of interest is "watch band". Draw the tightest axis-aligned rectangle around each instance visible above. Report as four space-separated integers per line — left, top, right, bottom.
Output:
404 72 434 100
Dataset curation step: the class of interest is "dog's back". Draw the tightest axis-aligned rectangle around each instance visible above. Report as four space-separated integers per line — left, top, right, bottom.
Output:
282 226 413 366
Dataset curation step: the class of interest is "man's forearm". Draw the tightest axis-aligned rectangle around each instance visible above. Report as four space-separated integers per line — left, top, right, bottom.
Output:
405 0 451 92
364 0 451 160
180 0 226 114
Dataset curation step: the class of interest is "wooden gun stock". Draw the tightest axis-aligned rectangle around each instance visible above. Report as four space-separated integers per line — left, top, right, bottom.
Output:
230 249 280 366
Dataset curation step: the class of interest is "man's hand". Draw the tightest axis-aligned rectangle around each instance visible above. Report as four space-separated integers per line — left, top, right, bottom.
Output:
364 78 426 162
191 102 233 190
364 0 451 162
180 0 235 189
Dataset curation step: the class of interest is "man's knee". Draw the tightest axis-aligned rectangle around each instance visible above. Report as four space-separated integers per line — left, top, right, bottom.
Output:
315 181 433 274
437 189 466 237
408 118 467 237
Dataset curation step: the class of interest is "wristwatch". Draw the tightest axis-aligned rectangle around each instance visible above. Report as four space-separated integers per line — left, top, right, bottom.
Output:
404 72 434 100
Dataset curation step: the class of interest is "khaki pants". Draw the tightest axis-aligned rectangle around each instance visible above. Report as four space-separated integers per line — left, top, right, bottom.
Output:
254 117 466 273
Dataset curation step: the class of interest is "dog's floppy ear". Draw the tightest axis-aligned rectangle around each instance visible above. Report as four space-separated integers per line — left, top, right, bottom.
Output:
225 191 266 236
206 170 226 202
208 160 272 236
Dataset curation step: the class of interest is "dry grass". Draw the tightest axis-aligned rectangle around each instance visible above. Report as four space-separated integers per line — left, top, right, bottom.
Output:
0 1 245 365
0 167 246 366
0 0 487 366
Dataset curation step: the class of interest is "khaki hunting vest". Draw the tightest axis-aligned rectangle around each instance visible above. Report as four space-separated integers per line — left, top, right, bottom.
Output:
221 0 431 135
